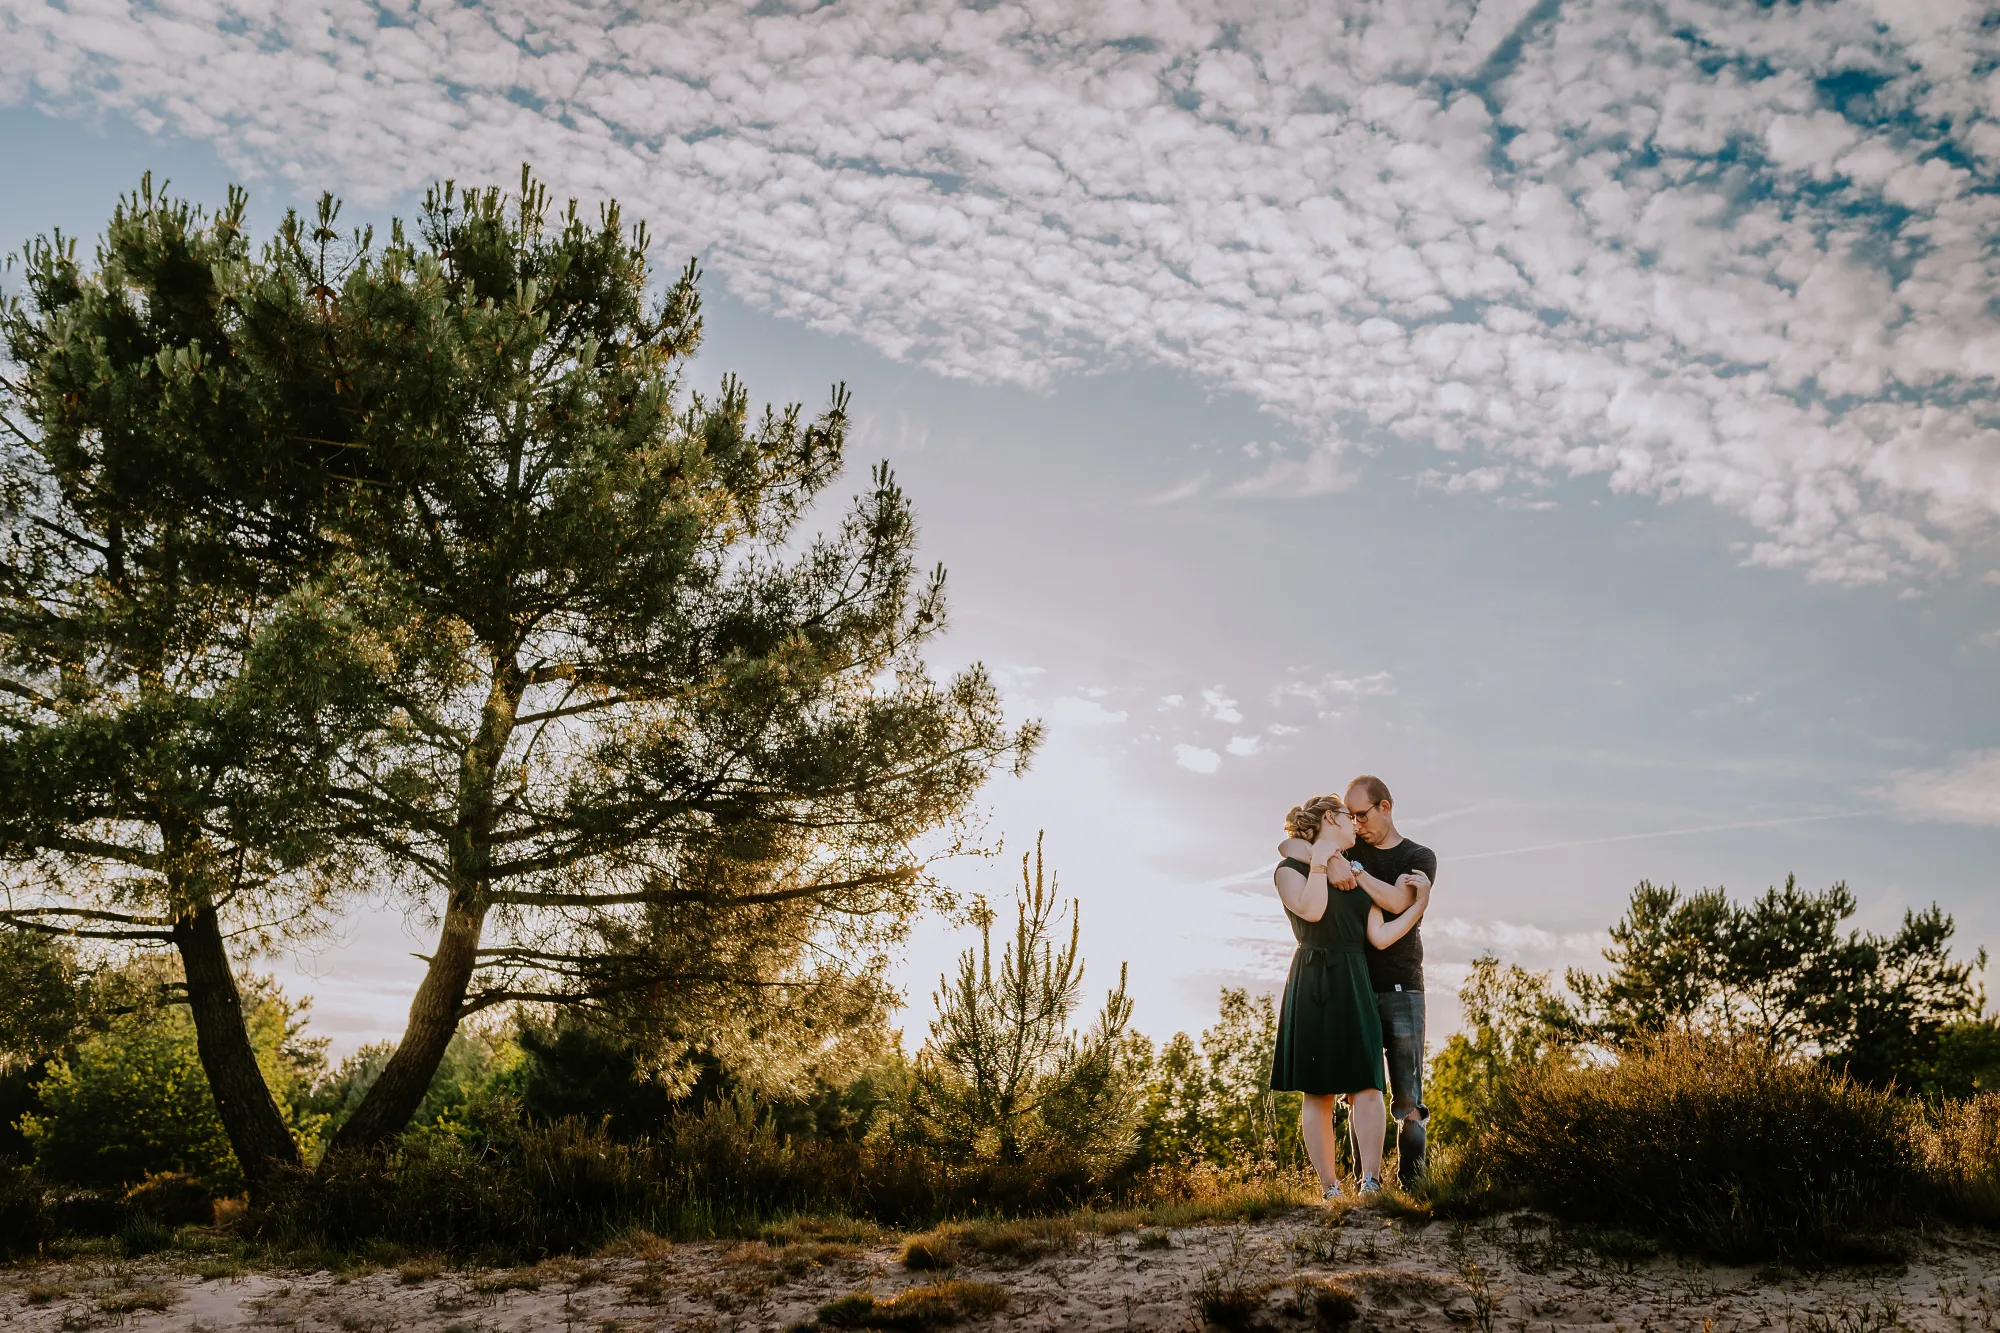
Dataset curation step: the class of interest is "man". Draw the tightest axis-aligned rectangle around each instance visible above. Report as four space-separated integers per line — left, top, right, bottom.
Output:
1342 774 1436 1184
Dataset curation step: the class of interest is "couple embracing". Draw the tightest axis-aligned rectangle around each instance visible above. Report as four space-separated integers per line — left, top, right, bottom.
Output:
1269 775 1437 1200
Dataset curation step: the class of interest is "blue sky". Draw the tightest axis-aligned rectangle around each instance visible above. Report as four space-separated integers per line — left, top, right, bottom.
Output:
5 0 1999 1054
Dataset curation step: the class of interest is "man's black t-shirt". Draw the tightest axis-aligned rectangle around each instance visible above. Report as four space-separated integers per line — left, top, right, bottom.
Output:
1347 836 1437 992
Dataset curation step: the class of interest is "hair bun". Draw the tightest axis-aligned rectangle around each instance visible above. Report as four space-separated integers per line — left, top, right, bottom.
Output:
1284 793 1345 840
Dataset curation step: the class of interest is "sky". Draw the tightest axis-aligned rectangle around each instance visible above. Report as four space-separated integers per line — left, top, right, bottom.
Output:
3 0 1999 1057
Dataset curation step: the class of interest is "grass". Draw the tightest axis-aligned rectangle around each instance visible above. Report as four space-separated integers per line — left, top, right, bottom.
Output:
818 1280 1011 1329
1923 1093 2000 1226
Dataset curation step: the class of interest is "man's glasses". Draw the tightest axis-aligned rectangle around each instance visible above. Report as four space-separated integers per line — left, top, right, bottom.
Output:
1349 804 1379 820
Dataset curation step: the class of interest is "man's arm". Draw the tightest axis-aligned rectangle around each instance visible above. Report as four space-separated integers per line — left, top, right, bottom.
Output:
1351 866 1415 914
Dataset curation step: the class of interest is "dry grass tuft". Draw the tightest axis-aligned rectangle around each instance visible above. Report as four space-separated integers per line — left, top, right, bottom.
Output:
898 1229 963 1270
757 1215 887 1247
1292 1276 1359 1329
98 1286 175 1314
396 1255 446 1284
469 1267 543 1294
725 1238 861 1277
818 1279 1011 1329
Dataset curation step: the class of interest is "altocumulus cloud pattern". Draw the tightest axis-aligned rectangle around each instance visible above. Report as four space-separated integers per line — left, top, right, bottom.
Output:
6 0 2000 583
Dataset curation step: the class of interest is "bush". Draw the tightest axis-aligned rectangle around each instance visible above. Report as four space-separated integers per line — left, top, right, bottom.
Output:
21 1005 245 1189
0 1160 52 1257
19 976 324 1192
1476 1031 1919 1260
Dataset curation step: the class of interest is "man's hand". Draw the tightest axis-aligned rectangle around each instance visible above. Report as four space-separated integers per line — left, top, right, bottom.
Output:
1327 860 1358 890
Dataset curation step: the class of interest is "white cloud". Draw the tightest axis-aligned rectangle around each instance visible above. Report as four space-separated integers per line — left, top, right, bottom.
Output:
1201 687 1243 724
11 1 2000 581
1269 670 1396 720
1136 473 1208 506
1881 751 2000 827
1047 695 1128 728
1428 915 1609 964
1159 694 1185 709
1225 735 1262 757
1173 744 1222 774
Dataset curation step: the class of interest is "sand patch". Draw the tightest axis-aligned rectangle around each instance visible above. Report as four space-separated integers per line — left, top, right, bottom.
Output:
1 1210 1995 1331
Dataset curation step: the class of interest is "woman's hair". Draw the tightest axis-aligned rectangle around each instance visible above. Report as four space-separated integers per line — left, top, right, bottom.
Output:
1284 793 1347 840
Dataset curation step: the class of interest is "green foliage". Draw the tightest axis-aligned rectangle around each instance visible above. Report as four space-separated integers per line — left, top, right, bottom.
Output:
0 932 93 1072
305 1023 522 1143
18 971 324 1190
904 836 1138 1168
1475 1030 1920 1260
1569 878 1983 1087
1426 955 1572 1146
1922 1017 2000 1098
1131 989 1301 1169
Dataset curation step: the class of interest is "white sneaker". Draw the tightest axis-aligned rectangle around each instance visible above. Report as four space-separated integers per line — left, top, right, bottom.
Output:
1321 1183 1344 1202
1358 1176 1383 1196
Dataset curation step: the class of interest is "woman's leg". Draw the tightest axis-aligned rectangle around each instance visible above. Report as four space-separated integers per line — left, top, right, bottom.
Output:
1299 1093 1340 1191
1348 1089 1387 1184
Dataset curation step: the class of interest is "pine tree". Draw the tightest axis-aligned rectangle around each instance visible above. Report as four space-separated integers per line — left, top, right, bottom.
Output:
241 171 1038 1154
0 179 401 1189
908 834 1135 1166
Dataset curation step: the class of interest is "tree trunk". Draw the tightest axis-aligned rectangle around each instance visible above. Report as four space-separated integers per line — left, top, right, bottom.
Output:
324 656 521 1158
323 893 490 1156
172 902 304 1192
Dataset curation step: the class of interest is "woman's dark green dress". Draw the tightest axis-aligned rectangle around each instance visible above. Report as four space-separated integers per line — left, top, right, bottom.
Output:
1269 857 1386 1095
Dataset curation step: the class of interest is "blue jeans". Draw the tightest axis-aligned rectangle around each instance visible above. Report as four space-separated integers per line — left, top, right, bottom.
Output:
1377 989 1427 1180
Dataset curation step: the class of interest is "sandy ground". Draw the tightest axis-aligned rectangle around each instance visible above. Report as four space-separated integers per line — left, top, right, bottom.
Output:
2 1208 1996 1332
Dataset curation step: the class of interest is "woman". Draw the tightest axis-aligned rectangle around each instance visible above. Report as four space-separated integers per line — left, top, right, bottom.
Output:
1269 793 1429 1199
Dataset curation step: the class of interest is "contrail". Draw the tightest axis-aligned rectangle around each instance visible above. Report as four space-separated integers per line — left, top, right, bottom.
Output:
1452 812 1848 862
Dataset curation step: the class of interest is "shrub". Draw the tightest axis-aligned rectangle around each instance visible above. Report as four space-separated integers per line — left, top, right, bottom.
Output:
22 1005 242 1189
1476 1031 1919 1260
0 1160 52 1257
20 979 324 1192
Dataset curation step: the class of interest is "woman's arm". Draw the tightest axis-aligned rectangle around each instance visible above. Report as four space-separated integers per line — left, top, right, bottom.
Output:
1365 881 1432 949
1274 860 1329 922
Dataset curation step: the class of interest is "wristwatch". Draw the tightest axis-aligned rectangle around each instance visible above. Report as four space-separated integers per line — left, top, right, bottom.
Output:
1349 860 1365 876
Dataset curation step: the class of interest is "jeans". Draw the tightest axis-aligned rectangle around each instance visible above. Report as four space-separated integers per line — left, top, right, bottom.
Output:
1377 989 1427 1182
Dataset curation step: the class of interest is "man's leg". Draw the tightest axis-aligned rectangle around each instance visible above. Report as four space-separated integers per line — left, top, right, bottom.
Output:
1377 990 1428 1185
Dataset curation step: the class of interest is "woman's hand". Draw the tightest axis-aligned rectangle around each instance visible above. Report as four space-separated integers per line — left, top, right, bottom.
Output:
1312 815 1357 886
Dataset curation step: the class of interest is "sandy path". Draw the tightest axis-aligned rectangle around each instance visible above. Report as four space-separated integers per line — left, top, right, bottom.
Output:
3 1210 1996 1331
